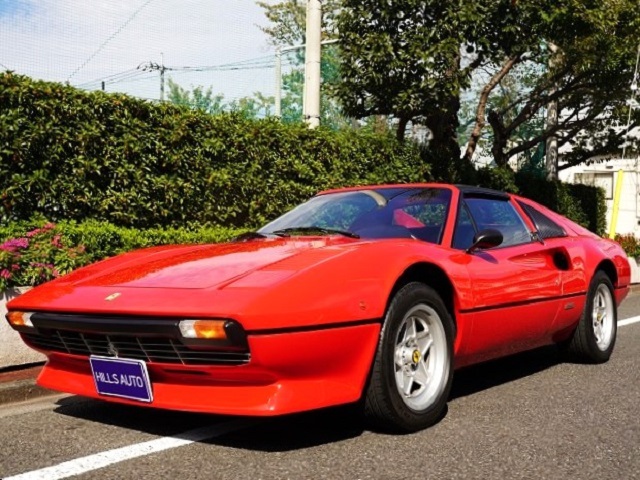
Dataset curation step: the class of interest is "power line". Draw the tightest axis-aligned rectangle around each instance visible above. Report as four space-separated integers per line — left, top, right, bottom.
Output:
67 0 156 83
80 53 295 89
76 69 153 89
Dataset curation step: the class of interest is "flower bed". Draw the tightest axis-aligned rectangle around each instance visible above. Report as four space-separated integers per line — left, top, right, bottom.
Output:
0 220 246 289
0 223 90 290
613 234 640 284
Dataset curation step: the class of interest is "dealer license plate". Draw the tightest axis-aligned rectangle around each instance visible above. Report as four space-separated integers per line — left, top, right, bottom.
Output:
89 356 153 403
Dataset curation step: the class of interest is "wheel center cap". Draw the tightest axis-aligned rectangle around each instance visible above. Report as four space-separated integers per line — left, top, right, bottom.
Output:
412 349 421 364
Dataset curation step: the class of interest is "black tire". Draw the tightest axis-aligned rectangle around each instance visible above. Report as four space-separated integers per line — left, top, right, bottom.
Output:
364 282 454 433
566 271 617 363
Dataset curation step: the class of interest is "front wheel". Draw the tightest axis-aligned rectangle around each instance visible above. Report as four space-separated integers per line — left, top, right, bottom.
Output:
364 282 454 432
565 271 617 363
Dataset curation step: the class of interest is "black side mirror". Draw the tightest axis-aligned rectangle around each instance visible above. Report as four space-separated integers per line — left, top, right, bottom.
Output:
467 229 503 253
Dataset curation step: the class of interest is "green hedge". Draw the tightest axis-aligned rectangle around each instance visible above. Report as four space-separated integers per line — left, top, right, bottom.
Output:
0 219 246 289
515 172 607 236
0 73 428 229
0 72 606 236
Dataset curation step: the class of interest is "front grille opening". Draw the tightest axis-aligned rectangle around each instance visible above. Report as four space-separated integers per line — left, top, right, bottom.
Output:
22 330 250 366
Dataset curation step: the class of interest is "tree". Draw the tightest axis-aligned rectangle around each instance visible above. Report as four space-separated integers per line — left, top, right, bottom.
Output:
227 92 275 119
476 0 640 170
459 58 548 168
336 0 490 146
337 0 640 177
257 0 340 47
167 79 274 119
167 79 224 115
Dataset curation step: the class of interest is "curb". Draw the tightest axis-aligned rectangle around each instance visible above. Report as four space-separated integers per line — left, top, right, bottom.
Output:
0 364 56 406
0 379 55 405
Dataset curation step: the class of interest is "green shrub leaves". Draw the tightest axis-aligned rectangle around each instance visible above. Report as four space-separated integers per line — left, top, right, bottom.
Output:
0 73 428 229
0 220 246 288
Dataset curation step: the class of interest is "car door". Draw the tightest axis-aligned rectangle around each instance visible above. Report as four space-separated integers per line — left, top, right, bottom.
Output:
452 192 563 360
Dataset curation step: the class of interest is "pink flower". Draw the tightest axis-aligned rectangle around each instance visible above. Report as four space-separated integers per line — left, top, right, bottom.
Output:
0 269 11 280
30 262 55 269
0 238 29 251
51 235 62 248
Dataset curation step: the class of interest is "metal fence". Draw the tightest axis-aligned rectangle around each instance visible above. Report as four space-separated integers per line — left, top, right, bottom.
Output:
0 0 290 114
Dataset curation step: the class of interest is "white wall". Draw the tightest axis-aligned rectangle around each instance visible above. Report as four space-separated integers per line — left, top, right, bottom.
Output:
560 158 640 237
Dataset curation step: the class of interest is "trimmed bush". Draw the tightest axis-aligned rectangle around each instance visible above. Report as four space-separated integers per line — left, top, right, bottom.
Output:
0 72 606 236
0 219 246 288
0 73 428 229
514 171 607 236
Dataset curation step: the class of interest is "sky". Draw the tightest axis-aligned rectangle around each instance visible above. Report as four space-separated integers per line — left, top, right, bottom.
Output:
0 0 282 102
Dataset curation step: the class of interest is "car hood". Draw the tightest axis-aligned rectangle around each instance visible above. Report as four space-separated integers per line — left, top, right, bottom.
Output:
55 237 356 290
8 236 452 329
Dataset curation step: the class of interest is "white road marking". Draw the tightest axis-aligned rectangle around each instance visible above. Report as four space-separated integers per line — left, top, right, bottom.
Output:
4 419 255 480
619 315 640 327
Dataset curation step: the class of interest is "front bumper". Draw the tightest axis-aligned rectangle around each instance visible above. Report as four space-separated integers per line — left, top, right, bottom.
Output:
33 322 381 415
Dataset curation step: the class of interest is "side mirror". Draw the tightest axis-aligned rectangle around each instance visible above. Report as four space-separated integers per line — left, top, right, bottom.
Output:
467 229 503 253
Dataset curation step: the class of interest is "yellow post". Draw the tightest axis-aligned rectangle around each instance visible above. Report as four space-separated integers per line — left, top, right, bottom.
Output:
608 169 625 239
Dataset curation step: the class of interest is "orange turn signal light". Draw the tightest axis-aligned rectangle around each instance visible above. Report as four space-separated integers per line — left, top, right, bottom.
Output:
179 320 227 340
6 311 34 328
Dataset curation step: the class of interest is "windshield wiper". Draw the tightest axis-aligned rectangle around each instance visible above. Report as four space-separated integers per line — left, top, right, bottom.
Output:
232 231 270 242
271 226 360 239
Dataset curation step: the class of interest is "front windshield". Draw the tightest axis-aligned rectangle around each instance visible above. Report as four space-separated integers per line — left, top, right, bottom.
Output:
259 188 452 244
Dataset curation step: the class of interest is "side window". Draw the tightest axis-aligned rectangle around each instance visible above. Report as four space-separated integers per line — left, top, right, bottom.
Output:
452 205 476 250
517 201 567 239
390 189 452 244
464 197 531 248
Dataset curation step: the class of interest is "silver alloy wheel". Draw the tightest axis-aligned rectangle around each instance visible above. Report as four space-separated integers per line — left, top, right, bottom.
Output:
592 283 615 351
393 303 449 411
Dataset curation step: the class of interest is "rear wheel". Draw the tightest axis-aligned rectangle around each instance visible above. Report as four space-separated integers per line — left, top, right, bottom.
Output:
364 282 454 432
566 271 617 363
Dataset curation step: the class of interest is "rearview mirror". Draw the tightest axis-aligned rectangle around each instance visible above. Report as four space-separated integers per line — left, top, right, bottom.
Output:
467 229 503 253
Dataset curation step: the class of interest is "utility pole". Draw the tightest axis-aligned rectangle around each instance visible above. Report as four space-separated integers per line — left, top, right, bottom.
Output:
275 39 337 119
160 52 165 101
138 55 169 102
275 47 282 117
303 0 322 128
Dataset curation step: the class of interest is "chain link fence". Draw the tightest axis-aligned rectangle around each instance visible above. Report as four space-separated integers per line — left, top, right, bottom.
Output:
0 0 290 115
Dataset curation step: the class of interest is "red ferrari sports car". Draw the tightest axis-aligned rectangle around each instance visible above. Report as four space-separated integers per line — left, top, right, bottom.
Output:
5 184 631 432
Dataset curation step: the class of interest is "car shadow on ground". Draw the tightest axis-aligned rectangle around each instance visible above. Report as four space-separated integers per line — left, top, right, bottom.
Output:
52 344 565 452
450 344 563 400
53 396 367 450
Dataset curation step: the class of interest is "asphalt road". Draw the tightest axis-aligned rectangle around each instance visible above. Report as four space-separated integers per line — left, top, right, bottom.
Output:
1 294 639 480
